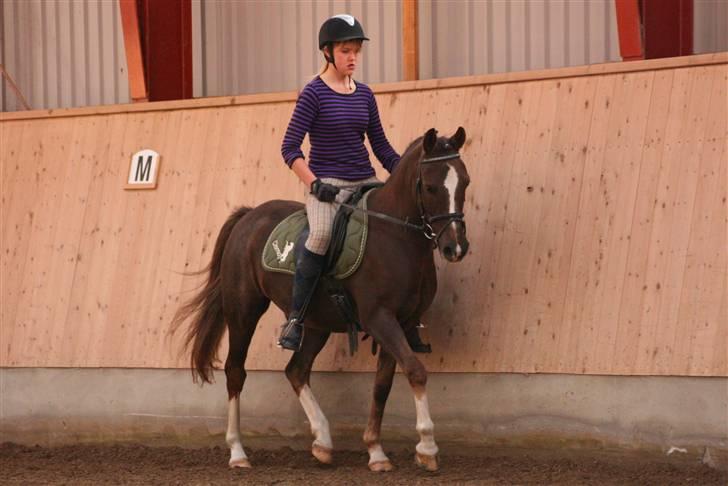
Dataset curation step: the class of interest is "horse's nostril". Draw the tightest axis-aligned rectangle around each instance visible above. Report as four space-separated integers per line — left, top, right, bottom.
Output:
443 246 454 259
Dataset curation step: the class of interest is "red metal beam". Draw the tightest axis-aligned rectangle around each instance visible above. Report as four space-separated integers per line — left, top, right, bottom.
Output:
137 0 193 102
642 0 693 59
616 0 694 61
119 0 148 102
615 0 644 61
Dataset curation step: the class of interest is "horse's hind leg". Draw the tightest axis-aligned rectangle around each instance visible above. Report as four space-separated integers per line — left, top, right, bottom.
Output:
363 349 396 472
365 310 439 472
224 293 270 468
284 328 332 464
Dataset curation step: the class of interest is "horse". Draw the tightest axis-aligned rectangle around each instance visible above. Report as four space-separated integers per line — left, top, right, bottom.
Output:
172 127 471 472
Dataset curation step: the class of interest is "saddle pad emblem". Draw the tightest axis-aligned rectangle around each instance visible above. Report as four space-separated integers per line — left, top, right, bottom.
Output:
272 240 295 263
262 191 373 279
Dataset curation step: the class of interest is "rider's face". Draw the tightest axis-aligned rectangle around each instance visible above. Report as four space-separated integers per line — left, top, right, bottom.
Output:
332 41 362 76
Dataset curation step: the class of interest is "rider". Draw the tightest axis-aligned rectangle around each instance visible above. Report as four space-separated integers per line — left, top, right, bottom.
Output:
278 14 429 353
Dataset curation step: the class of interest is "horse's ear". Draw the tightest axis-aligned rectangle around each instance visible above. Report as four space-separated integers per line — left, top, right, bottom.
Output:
450 126 466 150
423 128 437 154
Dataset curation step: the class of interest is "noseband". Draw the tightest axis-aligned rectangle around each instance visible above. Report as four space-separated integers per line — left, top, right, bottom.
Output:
417 152 466 248
337 151 466 250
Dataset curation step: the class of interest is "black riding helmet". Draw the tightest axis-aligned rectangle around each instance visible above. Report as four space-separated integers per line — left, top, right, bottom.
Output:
318 14 369 67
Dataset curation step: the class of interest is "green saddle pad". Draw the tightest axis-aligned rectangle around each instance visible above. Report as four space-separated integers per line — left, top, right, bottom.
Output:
261 190 374 279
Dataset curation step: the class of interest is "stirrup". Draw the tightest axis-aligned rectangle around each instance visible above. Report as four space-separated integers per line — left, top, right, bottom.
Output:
277 317 304 352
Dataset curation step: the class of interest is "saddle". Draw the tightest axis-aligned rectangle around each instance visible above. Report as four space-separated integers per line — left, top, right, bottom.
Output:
262 183 381 278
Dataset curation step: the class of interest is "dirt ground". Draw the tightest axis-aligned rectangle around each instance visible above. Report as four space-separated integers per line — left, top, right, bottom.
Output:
1 441 725 485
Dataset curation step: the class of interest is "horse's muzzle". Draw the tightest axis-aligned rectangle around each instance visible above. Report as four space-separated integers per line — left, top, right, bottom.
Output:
441 237 469 262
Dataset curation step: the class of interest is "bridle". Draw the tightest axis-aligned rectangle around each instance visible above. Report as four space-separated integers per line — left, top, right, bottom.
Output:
337 151 466 249
415 152 466 246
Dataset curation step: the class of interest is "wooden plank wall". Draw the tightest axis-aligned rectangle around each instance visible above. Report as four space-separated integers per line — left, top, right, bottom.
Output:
1 55 726 376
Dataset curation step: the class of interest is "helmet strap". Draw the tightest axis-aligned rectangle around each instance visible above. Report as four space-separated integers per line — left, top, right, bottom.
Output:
326 44 337 70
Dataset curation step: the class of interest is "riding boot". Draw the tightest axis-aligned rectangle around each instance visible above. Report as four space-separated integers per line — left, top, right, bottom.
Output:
278 248 327 351
406 326 432 354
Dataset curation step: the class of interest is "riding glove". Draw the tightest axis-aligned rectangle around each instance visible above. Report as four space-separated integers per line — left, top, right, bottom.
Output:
310 178 340 203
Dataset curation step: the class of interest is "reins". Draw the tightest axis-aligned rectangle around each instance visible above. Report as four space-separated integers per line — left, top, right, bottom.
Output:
335 152 465 247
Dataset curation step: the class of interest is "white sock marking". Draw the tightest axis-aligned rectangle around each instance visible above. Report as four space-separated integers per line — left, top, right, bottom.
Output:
414 393 439 456
368 443 390 464
226 396 248 463
299 385 333 449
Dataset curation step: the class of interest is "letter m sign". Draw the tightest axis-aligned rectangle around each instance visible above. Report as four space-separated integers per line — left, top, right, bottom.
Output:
125 149 160 189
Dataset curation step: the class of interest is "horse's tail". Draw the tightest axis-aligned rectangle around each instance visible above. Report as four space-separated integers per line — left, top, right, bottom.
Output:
171 206 253 384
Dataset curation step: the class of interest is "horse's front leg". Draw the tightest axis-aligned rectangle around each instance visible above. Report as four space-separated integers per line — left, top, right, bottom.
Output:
284 327 333 464
363 349 396 472
365 311 439 472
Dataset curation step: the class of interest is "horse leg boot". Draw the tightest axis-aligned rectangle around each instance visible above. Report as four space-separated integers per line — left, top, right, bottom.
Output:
278 248 326 351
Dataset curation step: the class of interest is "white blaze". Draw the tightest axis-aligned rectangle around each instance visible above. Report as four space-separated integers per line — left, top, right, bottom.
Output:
444 165 458 214
444 165 463 257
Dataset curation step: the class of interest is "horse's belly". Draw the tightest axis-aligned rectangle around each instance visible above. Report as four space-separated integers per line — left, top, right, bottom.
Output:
304 292 351 333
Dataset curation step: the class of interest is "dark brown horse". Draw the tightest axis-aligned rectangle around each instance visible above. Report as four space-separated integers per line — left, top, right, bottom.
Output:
173 127 470 472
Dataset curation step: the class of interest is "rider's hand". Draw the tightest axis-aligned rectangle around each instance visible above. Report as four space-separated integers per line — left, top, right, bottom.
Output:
310 178 340 203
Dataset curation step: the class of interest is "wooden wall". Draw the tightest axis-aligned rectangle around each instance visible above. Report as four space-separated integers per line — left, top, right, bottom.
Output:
1 54 726 376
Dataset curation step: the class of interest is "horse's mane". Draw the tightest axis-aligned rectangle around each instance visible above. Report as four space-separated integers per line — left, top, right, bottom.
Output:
389 136 424 177
402 136 424 160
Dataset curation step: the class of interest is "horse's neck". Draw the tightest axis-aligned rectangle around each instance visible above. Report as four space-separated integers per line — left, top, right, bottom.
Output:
371 150 420 222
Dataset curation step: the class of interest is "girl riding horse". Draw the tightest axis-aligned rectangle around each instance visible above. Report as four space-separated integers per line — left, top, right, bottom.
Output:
278 14 428 353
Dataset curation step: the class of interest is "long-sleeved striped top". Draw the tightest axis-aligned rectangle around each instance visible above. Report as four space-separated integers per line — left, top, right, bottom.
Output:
281 76 400 180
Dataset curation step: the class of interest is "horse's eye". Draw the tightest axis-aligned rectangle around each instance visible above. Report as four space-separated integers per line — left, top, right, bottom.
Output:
425 185 437 194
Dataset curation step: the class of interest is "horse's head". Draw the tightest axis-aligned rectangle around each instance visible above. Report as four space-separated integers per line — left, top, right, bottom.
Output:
418 127 470 262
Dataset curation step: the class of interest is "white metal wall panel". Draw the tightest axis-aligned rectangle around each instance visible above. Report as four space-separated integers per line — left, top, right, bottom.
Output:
418 0 621 80
197 0 622 96
198 0 403 97
1 0 129 112
192 0 203 98
2 0 727 112
694 0 728 54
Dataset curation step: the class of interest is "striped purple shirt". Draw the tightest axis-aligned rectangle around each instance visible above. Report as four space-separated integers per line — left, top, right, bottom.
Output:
281 77 400 180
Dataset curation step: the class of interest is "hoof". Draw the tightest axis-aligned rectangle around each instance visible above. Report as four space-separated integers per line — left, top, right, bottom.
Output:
312 443 333 464
229 457 251 468
415 452 439 472
368 460 394 472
